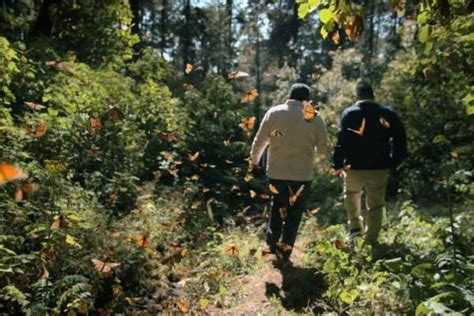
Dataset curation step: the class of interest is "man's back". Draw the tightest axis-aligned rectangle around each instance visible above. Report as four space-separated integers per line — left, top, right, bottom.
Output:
251 99 328 181
333 100 407 170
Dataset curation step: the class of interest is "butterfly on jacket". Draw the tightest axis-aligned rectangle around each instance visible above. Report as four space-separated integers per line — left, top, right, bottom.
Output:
303 101 317 122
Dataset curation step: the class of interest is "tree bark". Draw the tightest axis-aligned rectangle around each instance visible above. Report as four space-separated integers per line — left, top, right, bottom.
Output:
32 0 60 36
160 0 169 57
224 0 233 75
182 0 191 67
130 0 141 36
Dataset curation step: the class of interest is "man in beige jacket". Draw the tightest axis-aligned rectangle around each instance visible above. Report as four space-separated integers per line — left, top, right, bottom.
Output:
250 83 329 261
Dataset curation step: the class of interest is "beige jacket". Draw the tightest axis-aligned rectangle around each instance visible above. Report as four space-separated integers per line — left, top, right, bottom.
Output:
250 99 329 181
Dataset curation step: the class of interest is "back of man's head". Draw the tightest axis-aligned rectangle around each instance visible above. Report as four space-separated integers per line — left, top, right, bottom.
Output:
288 83 311 101
355 80 374 100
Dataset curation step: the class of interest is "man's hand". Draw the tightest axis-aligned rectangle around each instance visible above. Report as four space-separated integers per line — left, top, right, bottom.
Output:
333 164 351 177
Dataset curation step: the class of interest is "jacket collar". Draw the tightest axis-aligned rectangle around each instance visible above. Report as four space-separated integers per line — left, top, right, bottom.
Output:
286 99 304 106
355 99 379 107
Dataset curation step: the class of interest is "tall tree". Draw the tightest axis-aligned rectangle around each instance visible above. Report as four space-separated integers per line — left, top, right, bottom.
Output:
32 0 60 36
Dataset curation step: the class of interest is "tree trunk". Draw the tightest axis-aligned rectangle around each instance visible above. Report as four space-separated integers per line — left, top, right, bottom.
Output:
224 0 233 75
289 0 301 66
130 0 141 36
254 27 262 130
160 0 169 57
182 0 191 67
32 0 60 36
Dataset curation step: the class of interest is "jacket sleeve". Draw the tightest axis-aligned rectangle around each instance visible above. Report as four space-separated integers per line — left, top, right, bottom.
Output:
250 111 272 165
314 114 329 156
389 111 407 168
332 111 349 169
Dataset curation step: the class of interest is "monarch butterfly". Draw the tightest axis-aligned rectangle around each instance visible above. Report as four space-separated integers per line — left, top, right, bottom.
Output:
288 184 305 206
250 190 257 198
279 207 287 220
175 298 190 313
0 163 28 186
89 117 102 134
244 174 253 182
187 151 199 161
332 31 341 44
182 83 194 90
91 259 120 273
26 121 48 138
46 60 74 73
379 116 391 128
225 245 240 256
13 186 23 202
228 70 250 79
185 63 193 74
223 139 231 147
270 129 284 138
239 116 256 132
269 184 279 194
241 89 258 102
135 235 148 248
276 242 292 252
24 101 45 110
21 183 39 194
102 107 125 122
86 148 101 158
347 118 366 136
51 214 71 229
303 101 316 122
333 239 348 250
161 131 179 142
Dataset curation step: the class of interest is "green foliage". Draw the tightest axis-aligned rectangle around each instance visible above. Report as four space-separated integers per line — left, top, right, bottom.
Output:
304 202 473 314
0 37 20 106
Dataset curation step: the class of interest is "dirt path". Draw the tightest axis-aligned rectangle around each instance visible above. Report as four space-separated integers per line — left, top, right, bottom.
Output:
206 236 325 315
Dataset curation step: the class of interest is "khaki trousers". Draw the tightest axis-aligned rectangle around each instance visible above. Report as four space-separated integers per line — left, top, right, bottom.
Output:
344 170 389 245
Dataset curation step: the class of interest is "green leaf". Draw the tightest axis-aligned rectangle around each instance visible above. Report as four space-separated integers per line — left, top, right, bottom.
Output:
419 25 430 43
199 298 209 309
462 92 474 115
320 26 329 39
383 257 403 272
416 301 463 316
298 3 310 19
417 11 429 24
66 234 82 249
339 289 360 304
320 8 335 24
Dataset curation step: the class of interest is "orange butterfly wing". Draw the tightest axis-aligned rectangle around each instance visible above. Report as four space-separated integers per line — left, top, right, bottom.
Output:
0 163 28 186
92 259 120 273
185 63 193 74
228 70 250 79
303 101 316 122
241 89 258 102
136 235 148 248
225 245 240 256
269 184 279 194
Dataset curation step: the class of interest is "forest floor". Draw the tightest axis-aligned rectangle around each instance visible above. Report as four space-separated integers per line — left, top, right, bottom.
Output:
205 234 326 315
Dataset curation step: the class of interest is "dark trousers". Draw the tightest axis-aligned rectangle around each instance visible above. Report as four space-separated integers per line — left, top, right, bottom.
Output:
266 179 311 255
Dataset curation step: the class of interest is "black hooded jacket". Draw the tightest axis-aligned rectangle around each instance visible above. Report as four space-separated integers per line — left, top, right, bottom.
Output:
332 100 407 170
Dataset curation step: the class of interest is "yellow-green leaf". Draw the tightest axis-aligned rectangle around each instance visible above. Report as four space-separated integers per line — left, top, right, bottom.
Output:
320 8 335 24
298 3 310 19
320 27 329 39
419 25 430 43
66 234 82 249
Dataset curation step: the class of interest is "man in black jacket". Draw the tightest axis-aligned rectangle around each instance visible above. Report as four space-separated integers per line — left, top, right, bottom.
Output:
333 81 407 245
